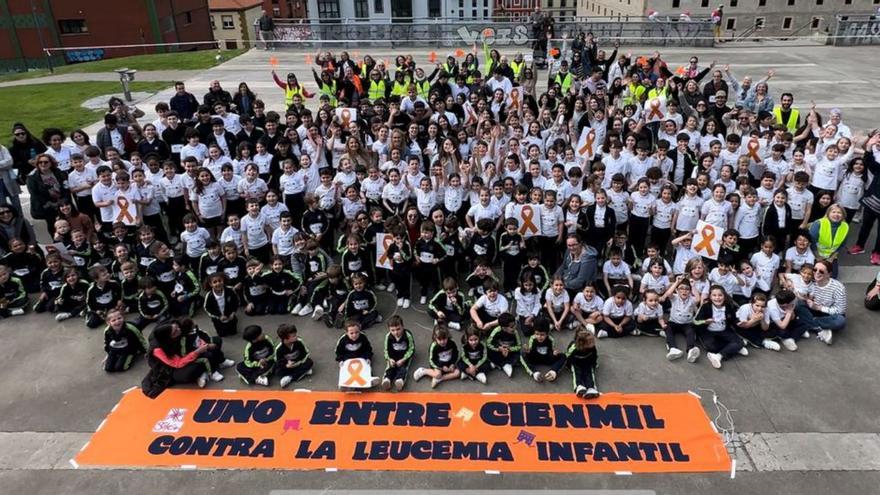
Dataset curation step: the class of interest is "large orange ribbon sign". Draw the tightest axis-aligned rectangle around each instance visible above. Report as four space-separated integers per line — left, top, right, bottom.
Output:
747 138 761 162
693 223 717 257
377 234 393 267
509 88 520 110
116 197 135 224
579 129 596 157
519 205 539 236
340 108 351 128
647 98 664 120
342 359 368 386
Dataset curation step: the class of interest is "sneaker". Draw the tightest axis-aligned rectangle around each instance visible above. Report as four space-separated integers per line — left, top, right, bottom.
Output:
311 305 324 320
658 330 667 338
9 308 24 316
402 299 411 309
532 371 543 382
255 375 269 387
382 377 392 391
631 329 641 336
291 303 303 314
386 283 395 293
584 387 600 399
762 339 781 352
305 368 313 376
220 359 235 369
817 329 833 345
197 372 209 388
544 370 557 382
370 376 380 387
597 330 608 338
413 367 427 381
873 253 880 265
848 245 866 255
210 371 225 382
854 212 863 224
396 298 404 307
376 314 383 323
476 372 487 384
782 338 798 351
575 386 587 398
448 321 461 331
279 376 293 388
707 352 723 369
430 377 440 389
502 364 513 377
666 347 684 361
376 283 387 291
801 330 811 339
738 347 750 356
394 378 405 391
55 312 72 322
687 347 700 363
297 304 313 317
419 296 427 305
460 372 467 380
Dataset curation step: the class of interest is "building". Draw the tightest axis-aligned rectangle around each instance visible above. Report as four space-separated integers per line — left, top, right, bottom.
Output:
260 0 308 18
209 0 263 48
575 0 879 37
304 0 499 21
0 0 213 72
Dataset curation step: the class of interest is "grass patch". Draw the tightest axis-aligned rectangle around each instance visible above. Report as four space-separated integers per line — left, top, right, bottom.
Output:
0 49 246 83
0 81 170 143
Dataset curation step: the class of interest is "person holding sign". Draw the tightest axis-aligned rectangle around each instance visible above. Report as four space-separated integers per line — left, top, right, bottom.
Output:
335 320 379 389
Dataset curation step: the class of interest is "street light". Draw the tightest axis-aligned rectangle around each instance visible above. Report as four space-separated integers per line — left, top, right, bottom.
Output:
114 68 137 102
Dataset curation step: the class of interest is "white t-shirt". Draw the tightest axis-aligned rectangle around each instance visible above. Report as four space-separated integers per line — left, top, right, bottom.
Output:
675 194 704 232
190 182 225 219
783 246 815 271
653 199 677 229
602 298 633 318
573 293 604 313
240 213 269 249
181 227 211 257
91 182 118 223
544 289 570 313
271 226 299 256
68 168 97 198
603 260 631 279
473 294 510 318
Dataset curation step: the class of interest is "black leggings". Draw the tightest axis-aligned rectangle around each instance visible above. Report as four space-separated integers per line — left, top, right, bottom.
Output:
856 206 880 254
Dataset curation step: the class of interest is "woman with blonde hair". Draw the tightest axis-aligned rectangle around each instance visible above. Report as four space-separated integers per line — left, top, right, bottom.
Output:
809 203 848 279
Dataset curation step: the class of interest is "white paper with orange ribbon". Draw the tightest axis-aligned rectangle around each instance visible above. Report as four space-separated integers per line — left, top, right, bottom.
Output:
338 358 373 389
335 107 357 128
691 220 720 260
644 96 667 124
511 204 543 239
375 232 393 269
114 196 137 226
741 137 765 163
576 127 598 162
463 101 478 127
506 88 522 112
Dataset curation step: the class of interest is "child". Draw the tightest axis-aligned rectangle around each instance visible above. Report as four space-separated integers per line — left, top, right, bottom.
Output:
170 256 201 317
413 221 446 304
271 211 299 262
179 317 233 383
241 259 269 316
293 239 331 316
134 225 158 274
514 275 542 336
274 323 313 388
1 239 42 293
262 256 300 315
85 265 123 329
544 276 573 332
35 253 64 314
736 292 780 351
766 289 804 351
634 289 667 337
180 213 211 268
341 273 380 329
518 251 550 293
220 213 244 253
340 234 372 284
308 264 348 328
750 237 781 292
572 283 603 329
0 265 28 318
237 325 275 386
386 226 413 309
190 167 226 238
301 193 331 252
784 231 816 273
217 242 246 292
695 285 747 369
708 255 745 297
663 276 699 362
203 273 239 336
486 313 522 377
597 286 636 338
413 325 461 387
466 256 498 298
522 322 566 383
469 280 510 335
566 326 600 399
335 320 379 389
240 198 273 263
427 277 468 330
103 309 148 372
499 218 526 295
134 276 169 330
761 189 792 253
198 240 223 282
458 325 490 383
55 269 89 321
382 315 415 391
602 246 634 297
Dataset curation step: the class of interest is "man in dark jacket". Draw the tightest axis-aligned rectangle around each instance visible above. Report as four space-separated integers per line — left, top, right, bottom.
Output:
257 10 275 51
203 80 233 110
169 82 199 123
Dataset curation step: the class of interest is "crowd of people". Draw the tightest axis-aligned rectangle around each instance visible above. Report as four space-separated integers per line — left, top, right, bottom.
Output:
1 37 879 399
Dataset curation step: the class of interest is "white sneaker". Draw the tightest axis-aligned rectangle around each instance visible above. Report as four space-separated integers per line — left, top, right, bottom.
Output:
382 377 392 390
311 305 324 320
460 372 467 380
419 296 427 305
386 283 395 293
762 339 781 352
476 372 487 384
413 367 427 381
575 386 587 398
631 329 641 336
597 330 608 338
738 347 750 356
305 368 313 376
297 304 313 317
658 330 666 338
210 371 225 382
376 283 387 291
291 303 303 314
255 375 269 387
402 299 411 309
9 308 24 316
502 363 513 377
220 359 235 369
430 377 440 389
817 329 833 345
396 298 404 307
584 387 600 399
394 378 405 391
370 376 380 387
544 370 557 382
802 330 811 339
687 347 700 363
532 371 543 382
376 313 383 323
782 338 798 351
666 347 684 361
55 312 72 322
448 321 461 330
707 352 723 369
197 372 208 388
279 376 293 388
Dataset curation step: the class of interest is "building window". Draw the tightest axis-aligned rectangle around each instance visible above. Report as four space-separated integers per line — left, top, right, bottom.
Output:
428 0 441 17
317 0 340 19
210 15 215 29
58 19 88 34
561 0 567 6
184 11 192 24
754 17 764 29
811 17 820 28
672 0 680 7
273 7 280 15
374 0 384 13
701 0 709 7
782 16 792 29
844 0 852 3
758 0 765 4
815 0 822 4
730 0 737 6
726 17 736 29
221 15 234 29
354 0 368 17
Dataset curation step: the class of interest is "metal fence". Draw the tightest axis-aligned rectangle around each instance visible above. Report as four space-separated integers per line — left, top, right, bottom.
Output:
832 14 880 46
258 17 715 49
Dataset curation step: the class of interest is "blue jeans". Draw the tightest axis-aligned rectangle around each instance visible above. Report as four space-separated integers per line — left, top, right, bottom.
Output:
795 301 846 332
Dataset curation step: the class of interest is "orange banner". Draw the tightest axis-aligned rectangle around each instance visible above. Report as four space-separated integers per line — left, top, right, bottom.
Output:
75 389 730 473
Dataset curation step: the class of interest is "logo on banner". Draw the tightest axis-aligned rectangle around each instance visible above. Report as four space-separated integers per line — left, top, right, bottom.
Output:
152 408 187 433
692 220 720 260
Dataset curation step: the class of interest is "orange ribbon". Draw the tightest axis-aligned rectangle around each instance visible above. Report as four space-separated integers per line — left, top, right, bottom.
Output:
647 98 664 120
343 359 367 386
579 129 596 157
693 224 717 257
377 235 393 266
519 205 539 235
510 88 520 110
747 138 761 161
341 108 351 128
116 197 135 224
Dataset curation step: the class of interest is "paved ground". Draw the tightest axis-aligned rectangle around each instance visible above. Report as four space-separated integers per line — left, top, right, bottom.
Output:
3 44 880 494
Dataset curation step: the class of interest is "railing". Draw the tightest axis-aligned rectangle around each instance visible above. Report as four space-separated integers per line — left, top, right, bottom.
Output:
257 17 716 48
832 14 880 46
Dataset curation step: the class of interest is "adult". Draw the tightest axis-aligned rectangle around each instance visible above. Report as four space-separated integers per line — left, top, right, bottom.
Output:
865 270 880 311
0 143 22 213
233 82 257 117
0 201 37 254
794 259 846 345
257 10 275 51
25 153 69 235
143 321 213 396
711 5 724 40
773 92 800 132
8 122 45 183
203 80 233 110
555 235 598 295
169 81 199 123
95 114 127 157
849 133 880 263
107 96 144 128
810 203 848 278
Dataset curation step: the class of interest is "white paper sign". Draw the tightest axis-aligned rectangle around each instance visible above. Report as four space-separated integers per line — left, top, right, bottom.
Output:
375 232 393 269
691 220 721 261
510 204 543 239
338 358 373 389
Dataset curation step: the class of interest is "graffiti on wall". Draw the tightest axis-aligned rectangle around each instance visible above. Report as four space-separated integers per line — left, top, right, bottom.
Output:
835 19 880 45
